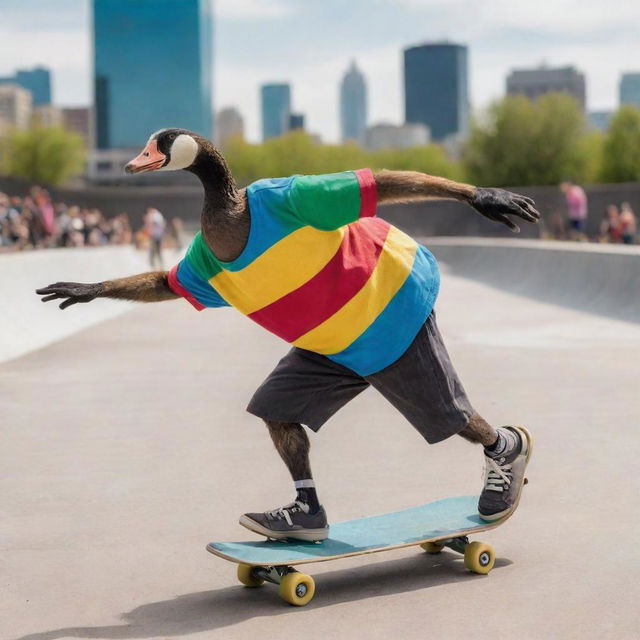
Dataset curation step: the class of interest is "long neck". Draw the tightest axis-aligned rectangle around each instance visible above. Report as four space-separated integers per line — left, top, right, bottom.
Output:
186 147 249 262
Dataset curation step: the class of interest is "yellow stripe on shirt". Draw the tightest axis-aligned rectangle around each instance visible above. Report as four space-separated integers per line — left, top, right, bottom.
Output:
210 226 345 314
293 225 418 354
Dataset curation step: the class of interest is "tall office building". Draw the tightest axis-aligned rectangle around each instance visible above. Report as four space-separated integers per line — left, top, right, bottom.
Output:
261 83 291 141
506 65 586 111
0 67 52 106
93 0 213 150
620 73 640 108
404 43 469 142
215 107 244 147
0 85 33 130
340 61 367 143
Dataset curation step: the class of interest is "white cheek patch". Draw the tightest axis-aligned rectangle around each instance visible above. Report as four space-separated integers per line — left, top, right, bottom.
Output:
159 134 198 171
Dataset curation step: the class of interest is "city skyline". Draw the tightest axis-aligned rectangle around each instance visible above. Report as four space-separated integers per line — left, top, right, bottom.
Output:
0 0 638 143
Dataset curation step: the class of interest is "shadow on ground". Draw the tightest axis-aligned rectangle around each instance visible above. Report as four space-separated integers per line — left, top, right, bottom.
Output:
17 552 512 640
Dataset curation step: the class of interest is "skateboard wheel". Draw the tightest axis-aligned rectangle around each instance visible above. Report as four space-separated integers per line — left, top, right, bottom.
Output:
278 572 315 606
237 564 264 588
420 542 444 554
464 541 495 575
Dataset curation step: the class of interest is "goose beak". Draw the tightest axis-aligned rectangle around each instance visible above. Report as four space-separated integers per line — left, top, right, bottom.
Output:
125 140 166 174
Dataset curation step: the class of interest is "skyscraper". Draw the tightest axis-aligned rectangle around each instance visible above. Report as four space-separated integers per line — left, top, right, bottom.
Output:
93 0 213 149
0 85 33 130
340 61 367 143
404 43 469 141
506 65 586 111
261 84 291 141
620 73 640 108
0 67 52 105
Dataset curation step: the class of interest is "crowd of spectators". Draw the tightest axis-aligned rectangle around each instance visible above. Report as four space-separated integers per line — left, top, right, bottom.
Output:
0 187 185 258
0 187 132 251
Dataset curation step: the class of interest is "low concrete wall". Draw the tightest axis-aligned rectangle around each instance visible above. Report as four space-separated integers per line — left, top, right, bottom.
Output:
0 246 160 363
426 238 640 324
2 175 639 237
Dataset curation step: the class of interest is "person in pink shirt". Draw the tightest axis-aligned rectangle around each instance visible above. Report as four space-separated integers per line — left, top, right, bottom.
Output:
560 181 588 240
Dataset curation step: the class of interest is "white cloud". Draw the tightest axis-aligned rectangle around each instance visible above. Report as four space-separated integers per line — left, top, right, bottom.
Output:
391 0 639 34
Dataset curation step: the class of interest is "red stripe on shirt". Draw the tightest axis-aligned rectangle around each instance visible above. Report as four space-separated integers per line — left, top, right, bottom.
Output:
248 218 390 342
168 264 205 311
354 168 377 218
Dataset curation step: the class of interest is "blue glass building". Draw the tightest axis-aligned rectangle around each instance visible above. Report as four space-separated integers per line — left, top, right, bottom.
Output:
0 67 51 105
261 84 291 141
404 43 469 141
93 0 213 149
340 61 367 143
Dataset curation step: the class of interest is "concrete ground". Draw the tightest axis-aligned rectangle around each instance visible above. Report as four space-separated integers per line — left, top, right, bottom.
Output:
2 267 639 640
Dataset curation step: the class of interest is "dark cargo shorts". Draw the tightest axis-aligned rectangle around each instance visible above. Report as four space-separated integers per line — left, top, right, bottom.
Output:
247 311 475 444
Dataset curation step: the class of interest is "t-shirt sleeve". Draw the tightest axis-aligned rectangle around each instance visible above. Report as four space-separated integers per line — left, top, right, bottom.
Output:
288 169 377 230
167 259 229 310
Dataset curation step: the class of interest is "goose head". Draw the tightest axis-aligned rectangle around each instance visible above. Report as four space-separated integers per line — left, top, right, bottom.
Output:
125 128 202 174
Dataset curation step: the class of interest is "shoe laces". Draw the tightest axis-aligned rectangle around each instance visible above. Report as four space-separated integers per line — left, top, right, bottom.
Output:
483 456 513 493
266 500 310 527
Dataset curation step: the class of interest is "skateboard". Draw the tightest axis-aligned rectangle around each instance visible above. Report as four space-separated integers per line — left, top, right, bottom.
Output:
206 491 527 606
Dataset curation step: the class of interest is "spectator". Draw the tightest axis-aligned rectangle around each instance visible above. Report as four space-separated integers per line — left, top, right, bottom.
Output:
620 202 637 245
600 205 622 243
560 180 588 240
144 206 166 268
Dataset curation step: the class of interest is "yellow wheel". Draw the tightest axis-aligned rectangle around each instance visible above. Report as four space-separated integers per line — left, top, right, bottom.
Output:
278 572 315 606
464 541 495 574
420 541 444 554
237 564 264 587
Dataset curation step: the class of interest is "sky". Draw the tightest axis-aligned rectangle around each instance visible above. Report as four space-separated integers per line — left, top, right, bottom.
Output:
1 0 638 143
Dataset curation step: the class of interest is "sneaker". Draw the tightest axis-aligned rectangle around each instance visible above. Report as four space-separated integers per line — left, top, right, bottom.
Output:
240 500 329 542
478 426 533 522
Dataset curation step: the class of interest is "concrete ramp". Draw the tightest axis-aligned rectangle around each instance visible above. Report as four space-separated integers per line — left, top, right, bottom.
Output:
426 238 640 324
0 246 158 363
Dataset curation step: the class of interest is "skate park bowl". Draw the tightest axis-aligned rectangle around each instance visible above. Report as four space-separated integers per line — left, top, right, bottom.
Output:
0 238 637 364
425 238 639 325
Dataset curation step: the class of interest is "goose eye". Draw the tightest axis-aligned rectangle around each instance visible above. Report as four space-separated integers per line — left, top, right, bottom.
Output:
169 133 176 141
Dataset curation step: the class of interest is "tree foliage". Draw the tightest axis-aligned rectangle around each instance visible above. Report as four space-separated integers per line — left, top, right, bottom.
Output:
599 105 640 183
223 130 462 186
463 94 592 186
1 126 86 186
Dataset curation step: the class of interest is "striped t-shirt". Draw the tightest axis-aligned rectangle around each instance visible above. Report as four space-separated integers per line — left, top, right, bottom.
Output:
168 169 440 376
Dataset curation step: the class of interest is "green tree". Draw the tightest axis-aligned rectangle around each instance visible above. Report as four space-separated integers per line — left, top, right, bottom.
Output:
463 94 592 186
1 126 85 185
224 130 461 186
599 106 640 183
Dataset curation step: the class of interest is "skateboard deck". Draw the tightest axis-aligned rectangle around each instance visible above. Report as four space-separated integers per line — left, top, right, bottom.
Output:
207 494 517 606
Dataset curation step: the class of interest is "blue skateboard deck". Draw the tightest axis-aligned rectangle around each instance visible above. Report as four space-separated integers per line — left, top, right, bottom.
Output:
207 495 505 567
206 494 526 605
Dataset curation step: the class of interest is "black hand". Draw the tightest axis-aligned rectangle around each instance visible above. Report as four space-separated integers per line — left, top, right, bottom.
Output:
471 188 541 233
35 282 103 310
